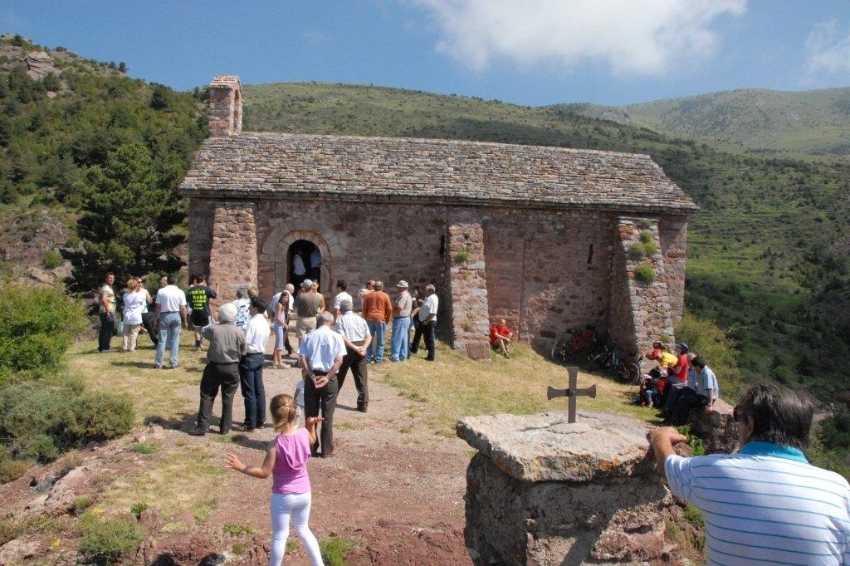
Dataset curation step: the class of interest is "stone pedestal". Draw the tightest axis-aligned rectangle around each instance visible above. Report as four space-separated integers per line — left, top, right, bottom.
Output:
457 411 675 565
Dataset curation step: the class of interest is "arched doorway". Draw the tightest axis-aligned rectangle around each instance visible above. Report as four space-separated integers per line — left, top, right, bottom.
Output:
288 239 321 290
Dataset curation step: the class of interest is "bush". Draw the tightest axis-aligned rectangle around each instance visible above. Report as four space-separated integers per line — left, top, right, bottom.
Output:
629 240 658 260
634 263 656 284
675 313 741 398
0 379 134 470
80 513 144 564
818 406 850 450
42 249 63 269
0 286 87 384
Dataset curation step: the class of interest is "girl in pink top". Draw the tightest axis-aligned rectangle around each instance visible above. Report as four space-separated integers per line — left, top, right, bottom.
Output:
225 394 324 566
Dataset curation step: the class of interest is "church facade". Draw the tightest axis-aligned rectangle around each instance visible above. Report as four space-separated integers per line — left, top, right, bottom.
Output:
180 76 697 359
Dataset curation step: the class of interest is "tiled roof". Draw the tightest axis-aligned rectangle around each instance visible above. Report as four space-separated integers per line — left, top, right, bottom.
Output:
180 132 697 213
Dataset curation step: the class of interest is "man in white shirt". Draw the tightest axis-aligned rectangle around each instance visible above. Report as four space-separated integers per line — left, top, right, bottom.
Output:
153 273 188 369
332 280 353 321
334 300 372 412
239 297 271 432
298 311 346 457
410 284 439 361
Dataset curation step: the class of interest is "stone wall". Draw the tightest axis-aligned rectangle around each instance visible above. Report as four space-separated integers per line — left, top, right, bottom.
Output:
659 215 688 325
206 202 258 306
458 412 677 565
482 209 614 348
187 194 687 359
446 221 490 359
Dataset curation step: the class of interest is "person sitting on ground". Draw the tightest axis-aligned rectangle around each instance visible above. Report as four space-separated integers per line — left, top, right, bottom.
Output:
650 382 850 565
489 318 513 358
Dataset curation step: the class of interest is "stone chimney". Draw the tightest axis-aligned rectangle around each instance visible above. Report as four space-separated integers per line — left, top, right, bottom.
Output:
208 75 242 137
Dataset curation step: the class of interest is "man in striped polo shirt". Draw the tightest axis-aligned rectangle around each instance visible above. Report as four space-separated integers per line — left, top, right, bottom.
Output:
650 381 850 565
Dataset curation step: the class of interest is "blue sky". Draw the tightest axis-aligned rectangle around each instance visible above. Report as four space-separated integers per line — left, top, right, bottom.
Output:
3 0 850 107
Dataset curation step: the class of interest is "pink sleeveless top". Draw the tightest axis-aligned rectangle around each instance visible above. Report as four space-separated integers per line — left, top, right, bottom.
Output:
271 428 312 494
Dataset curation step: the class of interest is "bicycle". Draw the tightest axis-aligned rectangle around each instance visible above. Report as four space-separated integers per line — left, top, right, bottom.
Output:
615 353 644 385
550 325 598 363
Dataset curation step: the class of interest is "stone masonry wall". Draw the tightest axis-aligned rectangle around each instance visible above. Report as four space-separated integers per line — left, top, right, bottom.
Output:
609 217 675 363
189 196 685 358
208 76 242 138
206 203 258 306
483 209 613 350
446 221 491 359
187 199 215 283
659 215 688 325
458 412 676 565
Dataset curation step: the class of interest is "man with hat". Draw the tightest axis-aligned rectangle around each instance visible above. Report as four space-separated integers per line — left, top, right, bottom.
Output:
294 278 323 344
390 280 413 362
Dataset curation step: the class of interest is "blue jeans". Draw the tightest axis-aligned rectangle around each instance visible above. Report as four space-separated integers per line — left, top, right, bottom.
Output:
155 312 182 367
390 317 410 361
239 352 267 429
366 321 387 362
98 312 114 352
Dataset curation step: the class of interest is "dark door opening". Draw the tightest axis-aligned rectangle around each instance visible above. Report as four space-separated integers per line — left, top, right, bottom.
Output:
288 240 320 291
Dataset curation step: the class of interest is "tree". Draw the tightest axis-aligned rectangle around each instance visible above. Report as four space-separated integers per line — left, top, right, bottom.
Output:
64 142 185 293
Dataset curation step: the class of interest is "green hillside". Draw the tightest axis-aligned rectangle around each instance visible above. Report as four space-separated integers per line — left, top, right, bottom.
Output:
557 88 850 158
1 34 849 396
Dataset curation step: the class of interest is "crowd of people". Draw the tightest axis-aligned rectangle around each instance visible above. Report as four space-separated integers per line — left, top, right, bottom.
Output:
94 271 850 565
637 341 718 426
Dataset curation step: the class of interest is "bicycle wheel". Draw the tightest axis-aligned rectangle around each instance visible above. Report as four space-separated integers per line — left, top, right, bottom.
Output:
625 363 641 385
614 361 629 381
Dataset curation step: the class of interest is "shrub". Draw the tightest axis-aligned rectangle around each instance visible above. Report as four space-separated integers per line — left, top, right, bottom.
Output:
628 243 648 260
41 249 63 269
453 250 470 263
639 230 654 244
634 263 656 284
79 513 144 564
320 536 358 566
0 379 134 472
0 457 29 483
818 406 850 450
675 313 741 398
0 286 87 384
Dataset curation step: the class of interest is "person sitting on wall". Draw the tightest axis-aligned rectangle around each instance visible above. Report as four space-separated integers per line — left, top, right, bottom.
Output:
668 356 719 426
489 319 513 358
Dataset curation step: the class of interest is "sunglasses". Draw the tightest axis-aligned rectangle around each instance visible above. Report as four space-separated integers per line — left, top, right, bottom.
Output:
733 405 747 422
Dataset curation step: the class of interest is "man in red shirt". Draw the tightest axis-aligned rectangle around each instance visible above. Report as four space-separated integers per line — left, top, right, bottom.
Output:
489 319 513 358
362 280 393 363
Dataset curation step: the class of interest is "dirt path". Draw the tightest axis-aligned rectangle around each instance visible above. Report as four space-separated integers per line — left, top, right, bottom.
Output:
198 360 473 565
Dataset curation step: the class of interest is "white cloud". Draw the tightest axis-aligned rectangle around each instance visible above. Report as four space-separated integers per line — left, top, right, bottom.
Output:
410 0 747 76
804 20 850 76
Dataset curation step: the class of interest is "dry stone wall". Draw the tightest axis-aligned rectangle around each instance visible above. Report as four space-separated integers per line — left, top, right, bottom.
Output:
458 411 677 565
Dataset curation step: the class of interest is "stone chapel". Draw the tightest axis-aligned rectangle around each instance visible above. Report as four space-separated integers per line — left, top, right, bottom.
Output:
180 75 697 359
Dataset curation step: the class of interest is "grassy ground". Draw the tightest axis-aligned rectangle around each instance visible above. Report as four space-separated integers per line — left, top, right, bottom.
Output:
61 331 655 520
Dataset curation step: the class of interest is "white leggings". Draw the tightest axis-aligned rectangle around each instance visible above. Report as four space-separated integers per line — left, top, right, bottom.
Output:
269 491 323 566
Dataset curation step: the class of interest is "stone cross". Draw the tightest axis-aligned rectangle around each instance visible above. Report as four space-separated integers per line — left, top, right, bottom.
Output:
546 366 597 423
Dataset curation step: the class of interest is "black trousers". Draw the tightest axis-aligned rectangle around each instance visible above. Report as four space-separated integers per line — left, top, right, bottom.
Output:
197 362 240 434
339 342 368 409
304 371 339 456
